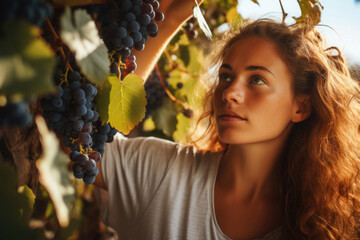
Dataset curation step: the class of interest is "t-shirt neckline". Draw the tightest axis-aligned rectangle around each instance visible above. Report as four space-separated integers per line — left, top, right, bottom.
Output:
209 151 282 240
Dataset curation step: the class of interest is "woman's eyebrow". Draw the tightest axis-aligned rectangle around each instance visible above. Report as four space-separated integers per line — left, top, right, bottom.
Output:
220 64 275 76
219 64 232 70
246 65 275 76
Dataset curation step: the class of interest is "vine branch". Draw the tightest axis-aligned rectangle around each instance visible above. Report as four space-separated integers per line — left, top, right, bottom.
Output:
45 18 73 71
155 64 187 109
279 0 288 23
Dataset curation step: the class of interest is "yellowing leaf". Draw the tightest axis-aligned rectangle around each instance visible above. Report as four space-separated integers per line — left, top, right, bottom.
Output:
0 20 56 98
36 116 75 228
97 75 146 134
60 8 109 84
293 0 323 26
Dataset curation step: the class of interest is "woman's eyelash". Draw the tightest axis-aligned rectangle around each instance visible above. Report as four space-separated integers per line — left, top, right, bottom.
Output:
219 72 233 82
249 75 266 85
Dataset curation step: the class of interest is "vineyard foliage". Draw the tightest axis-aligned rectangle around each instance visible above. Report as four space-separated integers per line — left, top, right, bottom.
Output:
0 0 324 238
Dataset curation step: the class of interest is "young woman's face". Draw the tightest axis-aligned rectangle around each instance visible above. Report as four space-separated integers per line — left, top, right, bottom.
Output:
213 36 298 145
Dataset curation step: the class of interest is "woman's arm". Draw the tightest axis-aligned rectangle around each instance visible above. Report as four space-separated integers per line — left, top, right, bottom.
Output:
134 0 202 80
94 0 203 188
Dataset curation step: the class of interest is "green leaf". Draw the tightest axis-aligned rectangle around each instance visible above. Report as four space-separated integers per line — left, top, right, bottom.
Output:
35 116 75 228
60 8 110 84
178 33 191 46
152 98 178 137
97 74 146 134
169 31 183 46
179 45 190 67
17 185 36 223
187 45 204 75
0 161 45 239
0 20 56 98
173 113 191 143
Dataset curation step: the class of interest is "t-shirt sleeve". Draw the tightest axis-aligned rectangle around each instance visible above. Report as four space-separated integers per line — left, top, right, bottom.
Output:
100 133 181 231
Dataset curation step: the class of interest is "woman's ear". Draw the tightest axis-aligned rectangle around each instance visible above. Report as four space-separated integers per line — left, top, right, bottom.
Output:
292 95 311 123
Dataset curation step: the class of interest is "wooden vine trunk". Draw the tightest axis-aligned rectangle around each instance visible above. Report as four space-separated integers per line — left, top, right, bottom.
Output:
0 101 43 194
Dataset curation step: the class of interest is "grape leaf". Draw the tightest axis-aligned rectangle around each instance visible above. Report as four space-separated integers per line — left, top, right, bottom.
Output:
179 45 190 67
173 113 191 143
187 45 204 75
293 0 323 26
0 161 44 239
226 6 243 27
152 98 178 136
60 8 109 84
96 75 146 134
0 20 56 98
35 116 75 228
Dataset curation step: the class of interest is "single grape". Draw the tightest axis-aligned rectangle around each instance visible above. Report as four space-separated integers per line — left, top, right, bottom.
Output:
70 151 81 162
89 151 101 162
80 132 92 145
85 159 96 171
83 174 96 184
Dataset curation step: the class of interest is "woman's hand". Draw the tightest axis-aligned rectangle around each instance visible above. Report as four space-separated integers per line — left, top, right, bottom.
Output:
134 0 203 80
159 0 203 27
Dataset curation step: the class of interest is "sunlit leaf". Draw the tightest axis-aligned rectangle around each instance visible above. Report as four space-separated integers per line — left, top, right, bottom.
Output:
60 8 109 84
187 45 204 75
173 113 191 143
143 117 156 132
152 98 178 136
179 45 190 67
36 116 75 228
178 33 191 46
0 20 56 98
96 75 146 134
293 0 323 26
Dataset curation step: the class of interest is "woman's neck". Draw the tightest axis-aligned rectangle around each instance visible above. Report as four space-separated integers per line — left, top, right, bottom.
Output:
216 126 292 203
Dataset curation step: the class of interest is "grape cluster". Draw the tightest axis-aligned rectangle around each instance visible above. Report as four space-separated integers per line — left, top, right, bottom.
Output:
42 65 117 184
0 0 53 26
184 17 198 40
144 71 167 118
86 0 164 78
0 100 32 127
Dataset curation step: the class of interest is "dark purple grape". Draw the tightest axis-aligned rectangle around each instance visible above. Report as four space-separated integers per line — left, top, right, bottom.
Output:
90 151 101 162
155 11 164 21
85 159 96 171
80 132 92 145
83 174 95 184
82 122 93 133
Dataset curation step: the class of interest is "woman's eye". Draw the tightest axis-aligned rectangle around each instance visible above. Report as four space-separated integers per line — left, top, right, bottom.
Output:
249 75 266 85
219 73 232 82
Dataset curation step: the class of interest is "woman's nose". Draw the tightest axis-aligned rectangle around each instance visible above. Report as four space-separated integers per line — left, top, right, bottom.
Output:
222 82 245 104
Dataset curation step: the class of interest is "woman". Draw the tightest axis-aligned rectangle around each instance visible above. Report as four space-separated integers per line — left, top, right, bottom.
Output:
94 2 360 240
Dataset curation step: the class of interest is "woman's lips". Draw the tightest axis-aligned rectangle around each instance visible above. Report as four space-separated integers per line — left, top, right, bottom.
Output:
218 111 247 122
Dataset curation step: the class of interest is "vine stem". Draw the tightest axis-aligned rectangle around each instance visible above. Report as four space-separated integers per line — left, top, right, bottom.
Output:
155 64 187 109
279 0 288 23
45 18 74 71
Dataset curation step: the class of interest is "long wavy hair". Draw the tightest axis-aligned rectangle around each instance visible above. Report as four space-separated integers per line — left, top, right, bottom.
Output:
190 19 360 239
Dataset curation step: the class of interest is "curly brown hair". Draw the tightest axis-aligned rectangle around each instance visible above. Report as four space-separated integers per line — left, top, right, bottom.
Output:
190 19 360 239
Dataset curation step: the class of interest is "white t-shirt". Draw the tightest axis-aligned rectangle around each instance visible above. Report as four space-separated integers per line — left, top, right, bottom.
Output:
101 134 281 240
